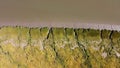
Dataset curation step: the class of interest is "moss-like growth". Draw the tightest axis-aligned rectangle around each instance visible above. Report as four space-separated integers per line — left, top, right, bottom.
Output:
101 30 111 39
52 28 65 41
0 27 119 68
40 27 49 40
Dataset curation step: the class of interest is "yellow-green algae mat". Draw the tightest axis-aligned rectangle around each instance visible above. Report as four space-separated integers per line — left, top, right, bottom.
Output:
0 27 120 68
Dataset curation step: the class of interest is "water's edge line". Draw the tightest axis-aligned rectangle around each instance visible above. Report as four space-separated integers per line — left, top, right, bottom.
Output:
0 22 120 31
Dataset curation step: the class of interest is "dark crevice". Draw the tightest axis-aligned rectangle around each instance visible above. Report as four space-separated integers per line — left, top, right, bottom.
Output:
46 28 51 40
50 28 66 68
100 30 103 40
41 27 50 42
41 27 50 51
27 28 32 46
108 31 114 56
41 28 65 68
74 29 92 68
40 27 50 44
43 28 52 59
109 31 113 40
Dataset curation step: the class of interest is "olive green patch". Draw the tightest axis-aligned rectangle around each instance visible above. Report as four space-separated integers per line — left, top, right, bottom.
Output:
0 27 119 68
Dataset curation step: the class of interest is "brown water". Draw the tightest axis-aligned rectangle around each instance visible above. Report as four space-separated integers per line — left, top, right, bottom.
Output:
0 0 120 25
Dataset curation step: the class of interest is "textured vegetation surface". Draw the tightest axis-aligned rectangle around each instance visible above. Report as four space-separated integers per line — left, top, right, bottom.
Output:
0 27 120 68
